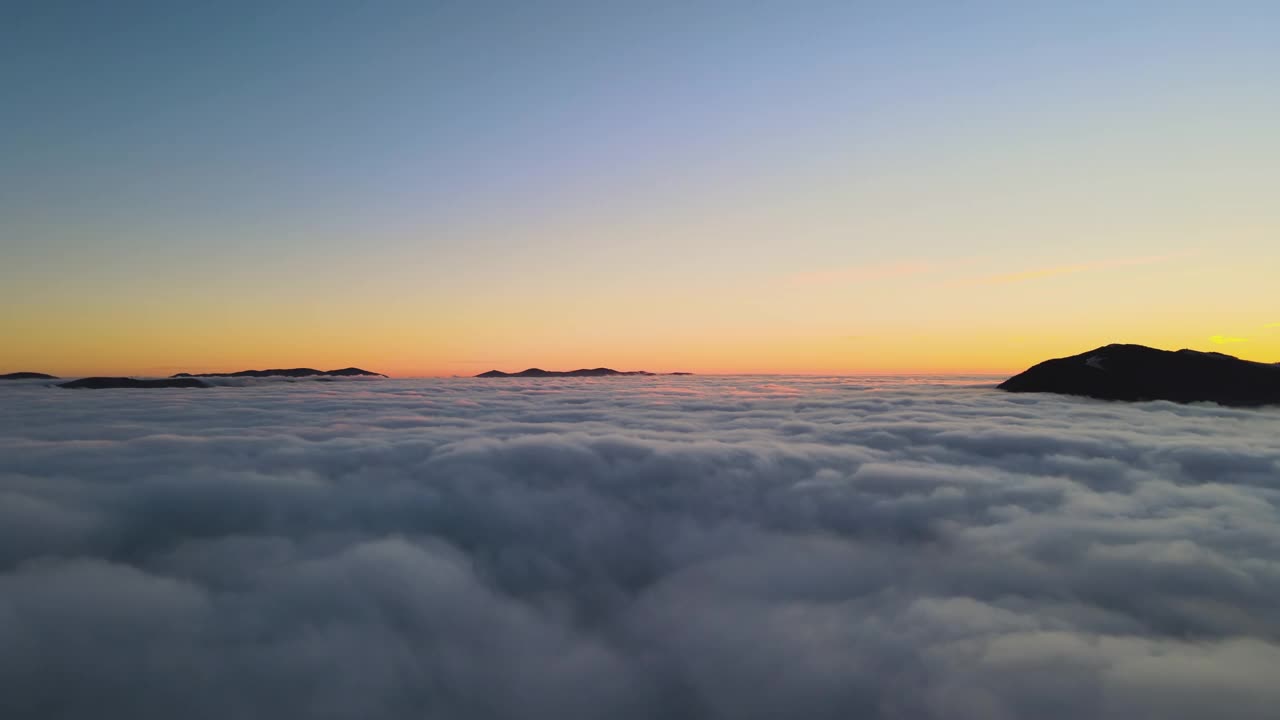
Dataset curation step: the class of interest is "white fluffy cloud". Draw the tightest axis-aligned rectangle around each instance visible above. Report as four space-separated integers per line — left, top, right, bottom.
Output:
2 376 1279 719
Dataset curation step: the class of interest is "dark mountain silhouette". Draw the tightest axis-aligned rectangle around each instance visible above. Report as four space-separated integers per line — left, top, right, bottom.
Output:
998 344 1280 407
172 367 386 378
476 368 692 378
0 372 58 380
60 377 211 390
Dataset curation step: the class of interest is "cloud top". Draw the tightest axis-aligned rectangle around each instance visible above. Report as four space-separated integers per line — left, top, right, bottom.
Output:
2 377 1279 719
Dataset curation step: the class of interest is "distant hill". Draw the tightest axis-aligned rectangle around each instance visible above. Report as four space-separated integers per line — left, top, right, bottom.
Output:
172 367 386 378
476 368 692 378
60 377 211 390
999 344 1280 407
0 372 58 380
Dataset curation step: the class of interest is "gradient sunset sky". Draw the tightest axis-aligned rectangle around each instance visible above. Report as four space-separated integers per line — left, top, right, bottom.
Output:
4 1 1278 377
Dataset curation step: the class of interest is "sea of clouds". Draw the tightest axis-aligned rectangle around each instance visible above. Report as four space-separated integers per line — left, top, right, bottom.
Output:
2 376 1279 719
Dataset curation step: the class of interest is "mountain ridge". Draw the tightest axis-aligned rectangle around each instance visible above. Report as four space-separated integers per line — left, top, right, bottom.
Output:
60 377 211 390
998 344 1280 407
477 368 693 378
172 367 386 378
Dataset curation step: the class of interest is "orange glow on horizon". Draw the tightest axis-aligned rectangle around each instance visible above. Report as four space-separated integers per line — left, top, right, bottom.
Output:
5 248 1277 378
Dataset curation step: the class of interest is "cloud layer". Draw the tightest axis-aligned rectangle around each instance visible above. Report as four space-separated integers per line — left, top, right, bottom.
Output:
2 377 1279 719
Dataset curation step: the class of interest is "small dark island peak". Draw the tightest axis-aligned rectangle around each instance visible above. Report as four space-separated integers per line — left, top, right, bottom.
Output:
999 344 1280 407
0 372 59 380
477 367 692 378
173 367 387 378
60 377 211 390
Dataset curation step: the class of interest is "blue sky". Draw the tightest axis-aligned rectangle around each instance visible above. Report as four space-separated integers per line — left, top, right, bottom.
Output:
4 1 1278 374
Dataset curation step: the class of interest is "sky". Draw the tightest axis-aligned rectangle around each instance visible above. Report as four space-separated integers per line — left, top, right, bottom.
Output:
3 0 1278 376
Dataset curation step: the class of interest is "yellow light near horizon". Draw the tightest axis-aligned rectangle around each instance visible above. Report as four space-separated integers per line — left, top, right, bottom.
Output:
5 238 1279 377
